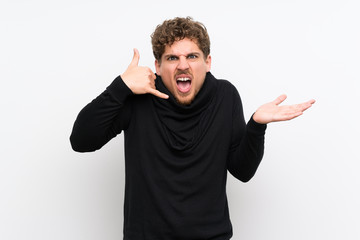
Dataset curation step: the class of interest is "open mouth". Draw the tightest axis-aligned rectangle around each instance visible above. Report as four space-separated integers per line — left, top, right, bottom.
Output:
176 77 192 93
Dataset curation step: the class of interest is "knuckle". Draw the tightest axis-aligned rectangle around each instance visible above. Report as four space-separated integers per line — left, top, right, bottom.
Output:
145 67 152 74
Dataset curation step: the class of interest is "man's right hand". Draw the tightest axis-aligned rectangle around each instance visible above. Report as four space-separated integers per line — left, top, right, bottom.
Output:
121 49 169 99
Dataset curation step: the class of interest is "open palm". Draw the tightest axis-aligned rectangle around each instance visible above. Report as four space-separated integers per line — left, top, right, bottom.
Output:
253 94 315 124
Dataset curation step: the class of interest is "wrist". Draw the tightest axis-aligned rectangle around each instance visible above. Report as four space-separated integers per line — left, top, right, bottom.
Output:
252 112 265 124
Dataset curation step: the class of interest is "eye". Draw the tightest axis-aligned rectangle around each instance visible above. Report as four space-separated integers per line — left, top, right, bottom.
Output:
187 54 198 59
167 56 178 61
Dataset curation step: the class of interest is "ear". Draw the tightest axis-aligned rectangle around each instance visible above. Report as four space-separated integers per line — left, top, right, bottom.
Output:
205 55 212 72
155 59 161 75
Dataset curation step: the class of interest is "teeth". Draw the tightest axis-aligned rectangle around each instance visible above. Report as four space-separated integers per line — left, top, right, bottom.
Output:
177 78 190 81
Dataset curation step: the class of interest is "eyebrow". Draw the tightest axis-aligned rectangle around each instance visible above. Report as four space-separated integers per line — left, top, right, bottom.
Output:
163 52 201 58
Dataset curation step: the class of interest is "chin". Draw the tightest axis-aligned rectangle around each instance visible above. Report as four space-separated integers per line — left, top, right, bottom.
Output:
175 95 195 106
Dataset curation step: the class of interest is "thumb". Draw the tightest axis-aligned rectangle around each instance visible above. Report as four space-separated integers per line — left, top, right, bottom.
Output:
129 48 140 67
272 94 287 105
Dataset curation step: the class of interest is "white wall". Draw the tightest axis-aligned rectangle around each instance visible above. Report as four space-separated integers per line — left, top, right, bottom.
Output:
1 0 359 239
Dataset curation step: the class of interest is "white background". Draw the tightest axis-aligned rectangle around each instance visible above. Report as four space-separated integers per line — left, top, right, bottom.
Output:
1 0 359 239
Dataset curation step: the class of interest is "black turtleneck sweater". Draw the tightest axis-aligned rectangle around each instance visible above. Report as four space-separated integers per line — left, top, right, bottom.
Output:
70 72 266 240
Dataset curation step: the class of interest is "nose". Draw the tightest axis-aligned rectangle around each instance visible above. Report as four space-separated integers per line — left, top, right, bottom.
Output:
177 56 189 70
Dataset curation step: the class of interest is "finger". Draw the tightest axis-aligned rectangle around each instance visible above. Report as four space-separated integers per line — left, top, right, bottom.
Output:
272 94 287 105
148 88 169 99
146 68 156 80
276 109 303 122
285 111 303 120
301 103 313 112
150 79 156 89
308 99 316 105
129 48 140 67
296 99 316 112
146 69 156 88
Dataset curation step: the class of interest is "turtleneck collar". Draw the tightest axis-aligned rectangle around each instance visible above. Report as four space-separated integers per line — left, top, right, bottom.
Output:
152 72 219 152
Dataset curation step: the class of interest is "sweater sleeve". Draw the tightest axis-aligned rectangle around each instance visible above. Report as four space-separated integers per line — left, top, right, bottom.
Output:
227 90 267 182
70 76 133 152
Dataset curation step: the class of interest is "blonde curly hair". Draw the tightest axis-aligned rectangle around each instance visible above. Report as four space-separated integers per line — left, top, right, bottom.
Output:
151 17 210 62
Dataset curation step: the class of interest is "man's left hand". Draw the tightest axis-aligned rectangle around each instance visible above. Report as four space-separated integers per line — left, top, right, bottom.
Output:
253 94 315 124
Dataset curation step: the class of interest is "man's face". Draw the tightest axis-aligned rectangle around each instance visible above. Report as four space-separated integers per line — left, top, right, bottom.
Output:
155 38 211 105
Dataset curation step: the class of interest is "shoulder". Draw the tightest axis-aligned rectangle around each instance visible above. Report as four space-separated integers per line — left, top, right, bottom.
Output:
217 79 237 91
210 77 244 115
212 76 241 101
207 72 237 91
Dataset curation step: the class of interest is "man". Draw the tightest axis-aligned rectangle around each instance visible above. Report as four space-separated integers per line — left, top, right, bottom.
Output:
70 17 315 240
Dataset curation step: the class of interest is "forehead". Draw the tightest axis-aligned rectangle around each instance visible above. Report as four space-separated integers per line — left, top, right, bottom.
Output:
163 38 203 56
